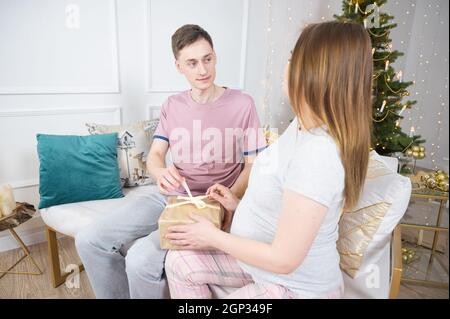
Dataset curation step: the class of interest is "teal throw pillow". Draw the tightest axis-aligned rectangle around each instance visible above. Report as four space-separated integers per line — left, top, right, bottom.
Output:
37 133 124 209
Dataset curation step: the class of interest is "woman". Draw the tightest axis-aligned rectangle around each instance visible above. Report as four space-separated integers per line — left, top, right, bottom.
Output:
164 21 373 299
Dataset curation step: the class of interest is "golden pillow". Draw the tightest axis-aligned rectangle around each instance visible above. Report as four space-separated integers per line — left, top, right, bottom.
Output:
337 202 391 278
337 153 394 278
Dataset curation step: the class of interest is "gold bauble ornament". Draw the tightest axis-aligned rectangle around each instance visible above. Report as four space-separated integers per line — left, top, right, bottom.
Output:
406 149 413 157
438 181 449 192
417 152 425 159
436 173 446 182
427 178 437 188
412 151 419 158
412 146 420 152
419 146 425 152
402 248 416 264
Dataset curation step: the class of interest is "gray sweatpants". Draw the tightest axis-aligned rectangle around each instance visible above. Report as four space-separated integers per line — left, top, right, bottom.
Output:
75 190 169 299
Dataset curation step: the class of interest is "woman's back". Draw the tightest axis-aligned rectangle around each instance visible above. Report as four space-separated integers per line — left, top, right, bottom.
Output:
231 118 345 298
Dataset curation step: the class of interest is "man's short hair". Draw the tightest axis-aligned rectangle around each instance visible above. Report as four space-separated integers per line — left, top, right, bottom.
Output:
171 24 214 59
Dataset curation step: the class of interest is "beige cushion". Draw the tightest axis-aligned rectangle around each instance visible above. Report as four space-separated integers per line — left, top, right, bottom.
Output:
86 120 159 187
337 152 411 279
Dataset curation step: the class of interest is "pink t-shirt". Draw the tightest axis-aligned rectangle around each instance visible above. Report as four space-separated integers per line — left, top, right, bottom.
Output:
153 88 267 196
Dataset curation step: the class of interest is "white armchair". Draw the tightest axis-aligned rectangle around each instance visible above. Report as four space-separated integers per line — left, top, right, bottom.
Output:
41 185 159 287
40 154 410 298
211 154 411 299
340 155 410 299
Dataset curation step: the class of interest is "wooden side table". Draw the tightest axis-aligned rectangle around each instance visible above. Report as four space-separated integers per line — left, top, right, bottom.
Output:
400 186 449 288
0 202 43 279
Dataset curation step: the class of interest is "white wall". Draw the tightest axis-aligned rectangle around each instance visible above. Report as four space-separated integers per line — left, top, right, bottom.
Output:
0 0 269 252
0 0 448 252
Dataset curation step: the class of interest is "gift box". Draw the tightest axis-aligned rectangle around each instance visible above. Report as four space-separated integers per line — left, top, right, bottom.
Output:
158 196 224 250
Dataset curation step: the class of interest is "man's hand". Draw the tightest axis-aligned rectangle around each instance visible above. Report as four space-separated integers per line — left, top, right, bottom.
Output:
156 165 184 195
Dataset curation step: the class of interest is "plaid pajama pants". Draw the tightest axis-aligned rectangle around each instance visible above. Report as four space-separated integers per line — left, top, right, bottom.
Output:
165 249 343 299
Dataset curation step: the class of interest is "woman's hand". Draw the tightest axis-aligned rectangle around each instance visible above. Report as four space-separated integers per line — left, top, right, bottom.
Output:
206 184 240 213
166 214 220 250
206 184 241 232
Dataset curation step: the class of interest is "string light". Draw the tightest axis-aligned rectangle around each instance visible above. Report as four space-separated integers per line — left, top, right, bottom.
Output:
398 0 448 169
260 0 447 170
396 70 403 82
398 105 407 116
279 0 295 124
380 100 387 113
262 0 274 127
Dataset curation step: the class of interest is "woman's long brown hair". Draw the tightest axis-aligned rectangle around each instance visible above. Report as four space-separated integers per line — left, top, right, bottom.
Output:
288 21 373 211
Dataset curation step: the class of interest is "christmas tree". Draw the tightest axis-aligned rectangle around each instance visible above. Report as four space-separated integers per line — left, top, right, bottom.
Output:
335 0 425 162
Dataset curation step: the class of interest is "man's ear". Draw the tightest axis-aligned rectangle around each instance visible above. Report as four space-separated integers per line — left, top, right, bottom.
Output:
175 60 183 74
212 50 217 64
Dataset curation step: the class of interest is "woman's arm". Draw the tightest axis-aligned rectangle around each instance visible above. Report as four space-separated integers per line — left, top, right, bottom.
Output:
229 156 254 199
166 189 328 274
206 184 240 232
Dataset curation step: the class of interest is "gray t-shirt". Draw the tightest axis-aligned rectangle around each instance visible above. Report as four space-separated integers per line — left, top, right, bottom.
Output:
230 118 345 297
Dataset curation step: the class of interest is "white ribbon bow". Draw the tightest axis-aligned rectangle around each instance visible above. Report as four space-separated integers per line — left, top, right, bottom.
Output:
165 195 220 210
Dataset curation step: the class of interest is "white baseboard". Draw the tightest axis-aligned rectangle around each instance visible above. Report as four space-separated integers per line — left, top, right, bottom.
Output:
0 227 46 253
0 221 65 253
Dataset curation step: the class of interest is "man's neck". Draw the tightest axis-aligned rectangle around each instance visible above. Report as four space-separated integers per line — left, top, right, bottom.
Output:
190 84 220 104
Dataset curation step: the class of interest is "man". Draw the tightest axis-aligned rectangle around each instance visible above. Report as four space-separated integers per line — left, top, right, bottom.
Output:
75 24 266 299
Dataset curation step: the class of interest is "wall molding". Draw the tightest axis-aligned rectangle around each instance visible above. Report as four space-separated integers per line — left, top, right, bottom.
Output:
147 105 162 120
0 105 122 191
239 0 249 91
0 105 122 123
9 179 39 190
0 105 122 253
0 0 120 95
145 0 249 93
0 217 66 253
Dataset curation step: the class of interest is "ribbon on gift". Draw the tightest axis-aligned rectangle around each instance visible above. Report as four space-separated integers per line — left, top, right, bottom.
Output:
165 195 220 210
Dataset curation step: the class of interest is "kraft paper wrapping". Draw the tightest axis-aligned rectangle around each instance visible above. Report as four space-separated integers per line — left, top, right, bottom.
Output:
158 196 223 250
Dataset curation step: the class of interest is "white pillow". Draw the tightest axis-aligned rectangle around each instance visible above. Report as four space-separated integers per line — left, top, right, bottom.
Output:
337 151 412 278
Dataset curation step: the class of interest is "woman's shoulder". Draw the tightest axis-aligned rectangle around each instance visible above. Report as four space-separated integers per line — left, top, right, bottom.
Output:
298 128 337 150
295 130 343 170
